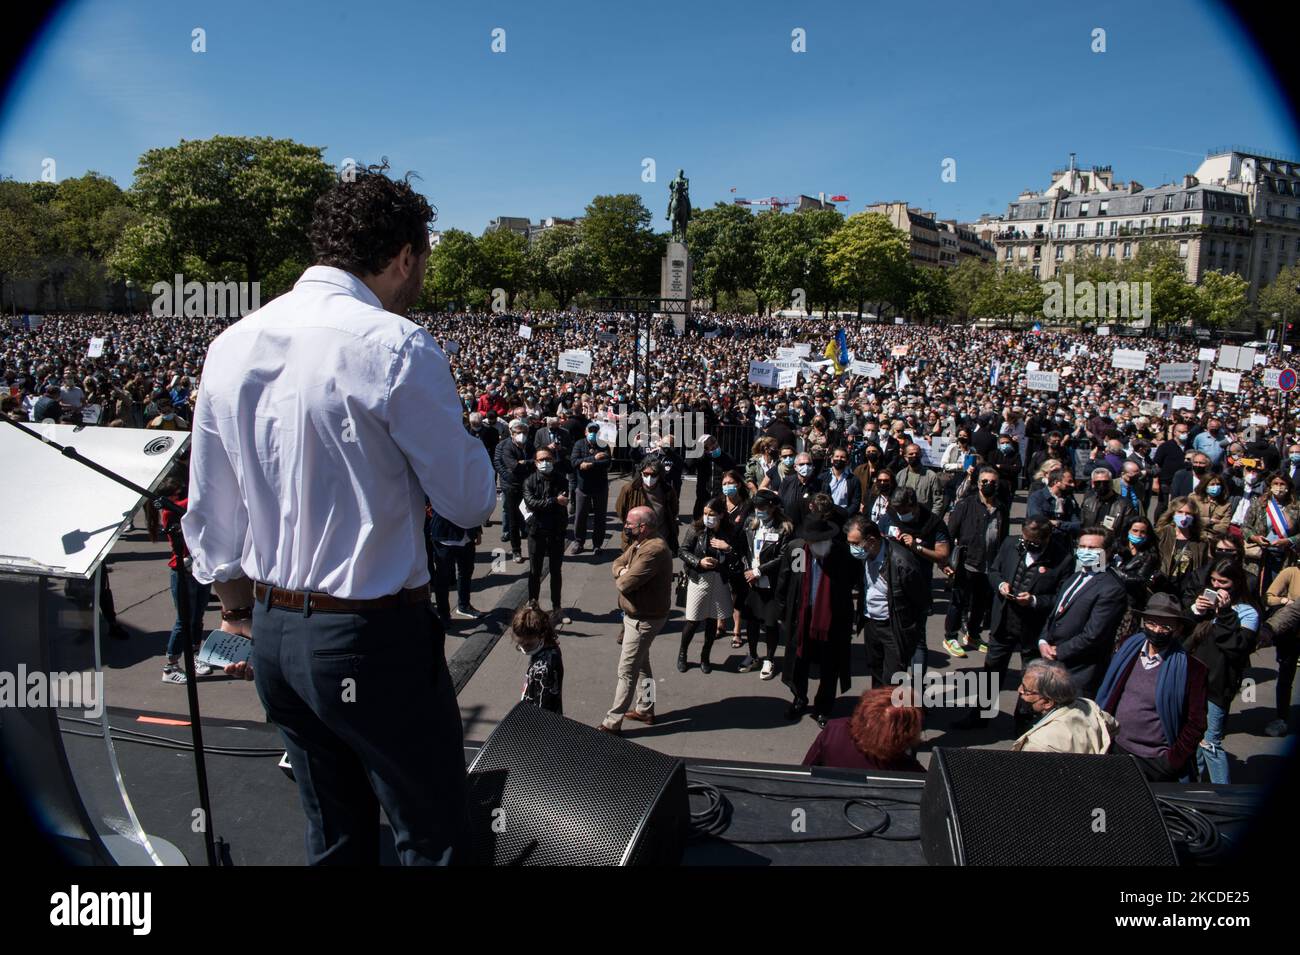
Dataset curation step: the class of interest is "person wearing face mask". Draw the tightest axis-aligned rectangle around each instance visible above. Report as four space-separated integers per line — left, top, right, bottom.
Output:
1284 443 1300 487
853 441 885 504
512 604 563 714
817 445 860 520
778 451 822 534
568 422 611 555
1108 517 1165 636
989 434 1021 513
739 489 791 677
147 397 188 430
1095 594 1209 782
1168 451 1210 501
1191 416 1230 471
1155 496 1210 592
692 434 738 521
1081 467 1134 540
522 450 571 625
1188 473 1237 536
776 506 856 725
1184 559 1260 783
1243 472 1300 589
616 460 680 555
494 419 534 563
942 467 1008 658
894 442 943 517
1036 527 1129 699
865 469 896 525
600 507 674 734
940 429 972 475
845 515 930 690
677 498 739 673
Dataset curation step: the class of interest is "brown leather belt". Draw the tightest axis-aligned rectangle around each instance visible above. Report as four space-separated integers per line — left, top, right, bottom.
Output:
254 581 430 613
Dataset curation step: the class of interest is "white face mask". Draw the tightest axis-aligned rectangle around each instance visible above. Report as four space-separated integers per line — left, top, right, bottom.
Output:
703 515 718 529
512 432 525 444
1075 547 1106 572
537 461 553 474
642 475 657 488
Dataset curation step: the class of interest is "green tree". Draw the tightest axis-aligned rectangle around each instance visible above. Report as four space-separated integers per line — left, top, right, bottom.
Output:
478 227 530 307
581 194 656 295
530 223 591 309
117 135 335 286
1131 243 1197 326
1258 264 1300 334
822 211 910 318
754 209 804 313
425 229 485 310
1194 269 1249 328
947 258 995 321
904 265 954 324
0 179 41 310
687 202 758 310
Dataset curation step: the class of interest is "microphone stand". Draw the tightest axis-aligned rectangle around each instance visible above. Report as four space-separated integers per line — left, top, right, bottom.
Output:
2 416 220 867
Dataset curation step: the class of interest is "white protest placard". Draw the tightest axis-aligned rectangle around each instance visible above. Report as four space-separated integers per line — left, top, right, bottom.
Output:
748 361 778 388
1211 370 1242 393
1254 352 1268 366
1250 414 1270 427
1096 326 1111 336
518 324 532 340
1061 365 1074 377
849 360 883 379
1172 395 1196 411
597 421 618 448
87 337 105 358
1198 347 1217 362
557 350 592 375
1157 362 1195 384
793 343 812 358
894 317 905 325
923 436 951 468
890 345 909 357
1138 400 1164 417
1111 348 1148 371
777 368 799 389
701 329 720 339
80 404 102 425
1026 370 1060 392
1025 361 1040 372
776 347 801 361
1263 368 1283 389
596 331 618 345
443 340 460 355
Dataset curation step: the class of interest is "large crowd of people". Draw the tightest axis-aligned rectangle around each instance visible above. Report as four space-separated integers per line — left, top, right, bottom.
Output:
4 307 1297 781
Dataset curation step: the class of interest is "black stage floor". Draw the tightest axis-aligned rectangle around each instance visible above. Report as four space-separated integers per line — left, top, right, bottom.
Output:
57 706 1258 866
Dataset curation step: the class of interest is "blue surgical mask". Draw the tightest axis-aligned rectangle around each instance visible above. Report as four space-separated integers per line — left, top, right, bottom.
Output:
1076 547 1104 569
754 510 770 523
1173 513 1194 529
537 461 553 474
849 544 867 560
722 485 738 497
796 464 813 477
1290 454 1300 464
782 456 794 466
1208 484 1223 498
1127 532 1147 546
710 447 721 458
895 511 915 523
587 431 599 442
999 443 1012 452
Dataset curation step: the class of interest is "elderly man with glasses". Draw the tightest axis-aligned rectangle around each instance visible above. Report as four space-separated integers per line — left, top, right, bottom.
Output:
1011 660 1118 754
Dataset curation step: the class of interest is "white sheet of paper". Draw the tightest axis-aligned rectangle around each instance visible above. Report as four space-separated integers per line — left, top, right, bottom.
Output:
197 629 253 669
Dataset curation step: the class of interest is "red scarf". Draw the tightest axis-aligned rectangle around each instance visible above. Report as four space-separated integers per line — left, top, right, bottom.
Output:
797 546 833 656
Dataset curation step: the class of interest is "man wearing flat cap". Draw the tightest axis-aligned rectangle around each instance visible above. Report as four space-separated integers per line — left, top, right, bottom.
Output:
1095 593 1210 782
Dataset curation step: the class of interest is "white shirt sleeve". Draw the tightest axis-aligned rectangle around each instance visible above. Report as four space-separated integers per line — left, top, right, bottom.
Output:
386 330 496 530
182 378 250 586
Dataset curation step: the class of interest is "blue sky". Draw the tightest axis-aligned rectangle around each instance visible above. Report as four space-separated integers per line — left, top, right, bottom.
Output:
0 0 1296 232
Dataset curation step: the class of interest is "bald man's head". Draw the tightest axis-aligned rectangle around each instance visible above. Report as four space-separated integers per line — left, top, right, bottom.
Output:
625 505 657 541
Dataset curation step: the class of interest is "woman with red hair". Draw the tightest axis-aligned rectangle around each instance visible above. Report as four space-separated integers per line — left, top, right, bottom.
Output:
801 687 924 771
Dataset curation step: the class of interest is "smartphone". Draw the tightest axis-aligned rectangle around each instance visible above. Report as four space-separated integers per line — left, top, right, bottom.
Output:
888 525 902 539
963 453 976 469
1201 588 1220 605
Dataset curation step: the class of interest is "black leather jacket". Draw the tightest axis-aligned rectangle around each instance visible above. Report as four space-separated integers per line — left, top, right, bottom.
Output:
1108 544 1164 610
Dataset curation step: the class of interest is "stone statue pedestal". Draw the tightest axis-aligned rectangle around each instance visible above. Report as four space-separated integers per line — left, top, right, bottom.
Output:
660 240 692 335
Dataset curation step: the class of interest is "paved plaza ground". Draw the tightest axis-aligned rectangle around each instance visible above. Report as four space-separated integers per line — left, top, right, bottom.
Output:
80 475 1297 782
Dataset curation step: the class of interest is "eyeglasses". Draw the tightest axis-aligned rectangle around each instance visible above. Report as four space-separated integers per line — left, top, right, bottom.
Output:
1144 621 1176 635
1018 684 1041 699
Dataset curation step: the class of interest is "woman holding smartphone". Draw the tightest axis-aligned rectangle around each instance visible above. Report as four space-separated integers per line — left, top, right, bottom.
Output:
1186 558 1261 783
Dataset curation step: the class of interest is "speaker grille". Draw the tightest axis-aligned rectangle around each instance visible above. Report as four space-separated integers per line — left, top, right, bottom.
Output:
466 703 687 865
924 748 1176 866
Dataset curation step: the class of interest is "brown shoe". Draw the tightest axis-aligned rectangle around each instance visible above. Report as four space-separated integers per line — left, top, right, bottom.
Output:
623 709 655 725
597 723 621 735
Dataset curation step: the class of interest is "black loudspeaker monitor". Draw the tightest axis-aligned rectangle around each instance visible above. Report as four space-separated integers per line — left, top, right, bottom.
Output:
920 747 1178 866
464 702 690 865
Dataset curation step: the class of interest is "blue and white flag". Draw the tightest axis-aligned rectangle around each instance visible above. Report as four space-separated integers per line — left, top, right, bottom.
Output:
990 360 1001 386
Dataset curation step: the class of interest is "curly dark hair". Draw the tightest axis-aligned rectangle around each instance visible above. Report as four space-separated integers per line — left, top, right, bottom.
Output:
309 160 436 276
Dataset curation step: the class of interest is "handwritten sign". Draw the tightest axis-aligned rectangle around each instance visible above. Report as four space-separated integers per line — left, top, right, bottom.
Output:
748 361 779 388
518 324 532 340
197 629 253 669
849 360 883 379
1111 349 1147 371
557 350 592 375
87 337 105 358
1026 371 1060 392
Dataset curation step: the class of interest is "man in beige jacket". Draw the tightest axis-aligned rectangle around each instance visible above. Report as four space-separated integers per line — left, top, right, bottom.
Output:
1012 659 1118 754
600 506 674 734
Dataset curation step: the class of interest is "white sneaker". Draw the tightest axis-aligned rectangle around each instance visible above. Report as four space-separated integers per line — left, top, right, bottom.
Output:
1264 718 1289 737
161 665 186 684
738 654 757 672
192 660 213 677
760 660 776 680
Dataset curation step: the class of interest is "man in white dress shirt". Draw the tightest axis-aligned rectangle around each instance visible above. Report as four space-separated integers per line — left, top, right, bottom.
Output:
182 165 495 865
